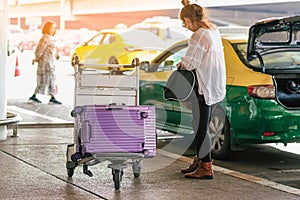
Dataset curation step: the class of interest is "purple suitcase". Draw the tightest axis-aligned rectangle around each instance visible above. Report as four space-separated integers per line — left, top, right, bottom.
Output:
72 105 156 157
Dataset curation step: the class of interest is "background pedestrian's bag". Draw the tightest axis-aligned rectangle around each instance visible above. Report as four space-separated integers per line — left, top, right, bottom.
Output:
164 69 196 102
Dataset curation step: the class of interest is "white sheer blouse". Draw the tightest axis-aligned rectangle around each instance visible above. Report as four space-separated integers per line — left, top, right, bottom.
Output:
181 28 226 106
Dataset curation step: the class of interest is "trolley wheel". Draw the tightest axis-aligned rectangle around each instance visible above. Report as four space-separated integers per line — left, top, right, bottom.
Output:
85 170 93 177
112 169 123 190
66 161 77 178
67 168 75 177
83 164 93 177
133 172 140 178
132 160 141 178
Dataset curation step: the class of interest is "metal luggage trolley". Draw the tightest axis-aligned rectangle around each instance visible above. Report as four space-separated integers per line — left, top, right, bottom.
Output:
66 57 156 190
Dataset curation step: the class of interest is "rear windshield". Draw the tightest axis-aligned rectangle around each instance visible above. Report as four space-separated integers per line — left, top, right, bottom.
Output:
249 51 300 70
233 43 300 70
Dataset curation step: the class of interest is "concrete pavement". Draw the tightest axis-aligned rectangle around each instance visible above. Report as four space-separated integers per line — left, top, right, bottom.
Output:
1 99 299 200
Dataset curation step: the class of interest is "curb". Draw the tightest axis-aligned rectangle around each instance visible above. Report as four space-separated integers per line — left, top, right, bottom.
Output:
18 122 74 128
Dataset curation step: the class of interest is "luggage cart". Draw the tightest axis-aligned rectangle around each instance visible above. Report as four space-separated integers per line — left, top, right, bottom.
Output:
66 58 156 190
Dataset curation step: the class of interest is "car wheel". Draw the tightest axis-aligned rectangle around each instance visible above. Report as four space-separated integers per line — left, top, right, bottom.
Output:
71 54 79 66
209 105 231 160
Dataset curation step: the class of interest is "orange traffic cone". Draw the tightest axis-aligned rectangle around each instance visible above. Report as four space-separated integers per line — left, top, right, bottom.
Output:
14 55 20 77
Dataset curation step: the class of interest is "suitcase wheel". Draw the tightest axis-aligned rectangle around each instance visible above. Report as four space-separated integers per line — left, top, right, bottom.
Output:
67 168 75 177
112 169 123 190
132 161 141 178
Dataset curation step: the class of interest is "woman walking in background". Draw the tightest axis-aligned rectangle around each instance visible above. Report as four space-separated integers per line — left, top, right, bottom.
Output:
29 20 62 104
177 0 226 179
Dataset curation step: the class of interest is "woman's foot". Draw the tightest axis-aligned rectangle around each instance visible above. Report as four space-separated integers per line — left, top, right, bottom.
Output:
29 95 41 103
181 156 200 174
49 97 62 104
184 161 214 179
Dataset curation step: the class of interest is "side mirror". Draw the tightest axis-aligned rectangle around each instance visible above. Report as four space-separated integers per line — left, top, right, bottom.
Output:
164 60 174 70
140 61 150 72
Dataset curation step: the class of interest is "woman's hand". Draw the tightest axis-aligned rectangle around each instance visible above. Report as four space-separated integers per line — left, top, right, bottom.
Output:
177 62 186 70
32 58 39 65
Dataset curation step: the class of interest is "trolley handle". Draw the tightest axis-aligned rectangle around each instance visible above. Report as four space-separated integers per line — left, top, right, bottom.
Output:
107 103 126 110
79 58 140 69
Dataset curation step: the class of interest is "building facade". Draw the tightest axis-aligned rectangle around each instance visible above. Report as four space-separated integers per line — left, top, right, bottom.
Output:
8 0 300 31
8 0 181 30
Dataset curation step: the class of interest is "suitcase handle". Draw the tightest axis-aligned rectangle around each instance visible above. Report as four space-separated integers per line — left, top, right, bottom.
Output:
106 107 123 110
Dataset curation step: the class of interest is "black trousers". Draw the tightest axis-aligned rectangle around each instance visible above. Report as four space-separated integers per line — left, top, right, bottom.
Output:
190 92 212 163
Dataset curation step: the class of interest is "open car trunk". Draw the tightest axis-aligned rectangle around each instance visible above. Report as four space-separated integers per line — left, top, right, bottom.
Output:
273 74 300 109
247 15 300 109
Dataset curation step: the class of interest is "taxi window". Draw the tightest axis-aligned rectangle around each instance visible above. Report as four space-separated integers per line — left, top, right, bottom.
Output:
233 43 248 62
102 34 116 44
249 51 300 69
87 33 105 45
157 47 187 72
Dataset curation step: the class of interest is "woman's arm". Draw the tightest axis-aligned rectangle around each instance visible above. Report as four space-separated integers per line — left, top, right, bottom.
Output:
35 35 50 61
181 33 205 71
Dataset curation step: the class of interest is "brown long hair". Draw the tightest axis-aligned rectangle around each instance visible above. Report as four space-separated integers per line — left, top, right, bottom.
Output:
42 21 56 36
179 2 214 29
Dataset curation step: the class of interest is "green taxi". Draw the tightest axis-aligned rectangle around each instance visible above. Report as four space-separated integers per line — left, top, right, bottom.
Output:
139 16 300 159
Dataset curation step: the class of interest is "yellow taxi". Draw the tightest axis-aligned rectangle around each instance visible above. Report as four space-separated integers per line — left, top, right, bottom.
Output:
70 28 168 69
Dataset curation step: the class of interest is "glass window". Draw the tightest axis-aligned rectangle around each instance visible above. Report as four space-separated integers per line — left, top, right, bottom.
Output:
157 47 187 72
234 42 300 70
87 33 105 45
259 31 290 43
120 30 167 49
102 34 116 44
249 51 300 69
234 43 248 61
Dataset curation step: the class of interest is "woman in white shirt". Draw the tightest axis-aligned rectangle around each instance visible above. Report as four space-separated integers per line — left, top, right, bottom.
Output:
177 1 226 179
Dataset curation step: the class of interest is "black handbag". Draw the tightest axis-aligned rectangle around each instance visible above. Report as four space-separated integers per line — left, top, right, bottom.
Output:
164 69 196 102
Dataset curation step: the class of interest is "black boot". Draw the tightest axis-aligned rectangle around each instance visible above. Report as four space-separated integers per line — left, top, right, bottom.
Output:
29 94 41 103
49 97 62 104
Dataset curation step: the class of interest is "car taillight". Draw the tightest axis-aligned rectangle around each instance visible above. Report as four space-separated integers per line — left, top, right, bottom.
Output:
263 132 276 136
247 85 275 99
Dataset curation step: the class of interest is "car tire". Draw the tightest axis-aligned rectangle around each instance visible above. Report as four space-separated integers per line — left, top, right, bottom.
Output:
71 54 79 66
209 105 231 160
109 56 119 64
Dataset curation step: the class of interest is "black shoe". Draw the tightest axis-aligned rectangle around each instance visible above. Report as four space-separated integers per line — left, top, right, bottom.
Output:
29 95 42 103
49 97 62 105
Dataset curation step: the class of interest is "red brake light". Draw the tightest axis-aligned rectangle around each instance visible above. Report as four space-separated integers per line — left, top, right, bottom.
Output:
247 85 275 99
263 132 276 136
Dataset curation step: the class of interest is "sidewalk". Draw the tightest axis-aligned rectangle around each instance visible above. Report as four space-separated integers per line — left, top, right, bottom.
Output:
1 100 299 200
